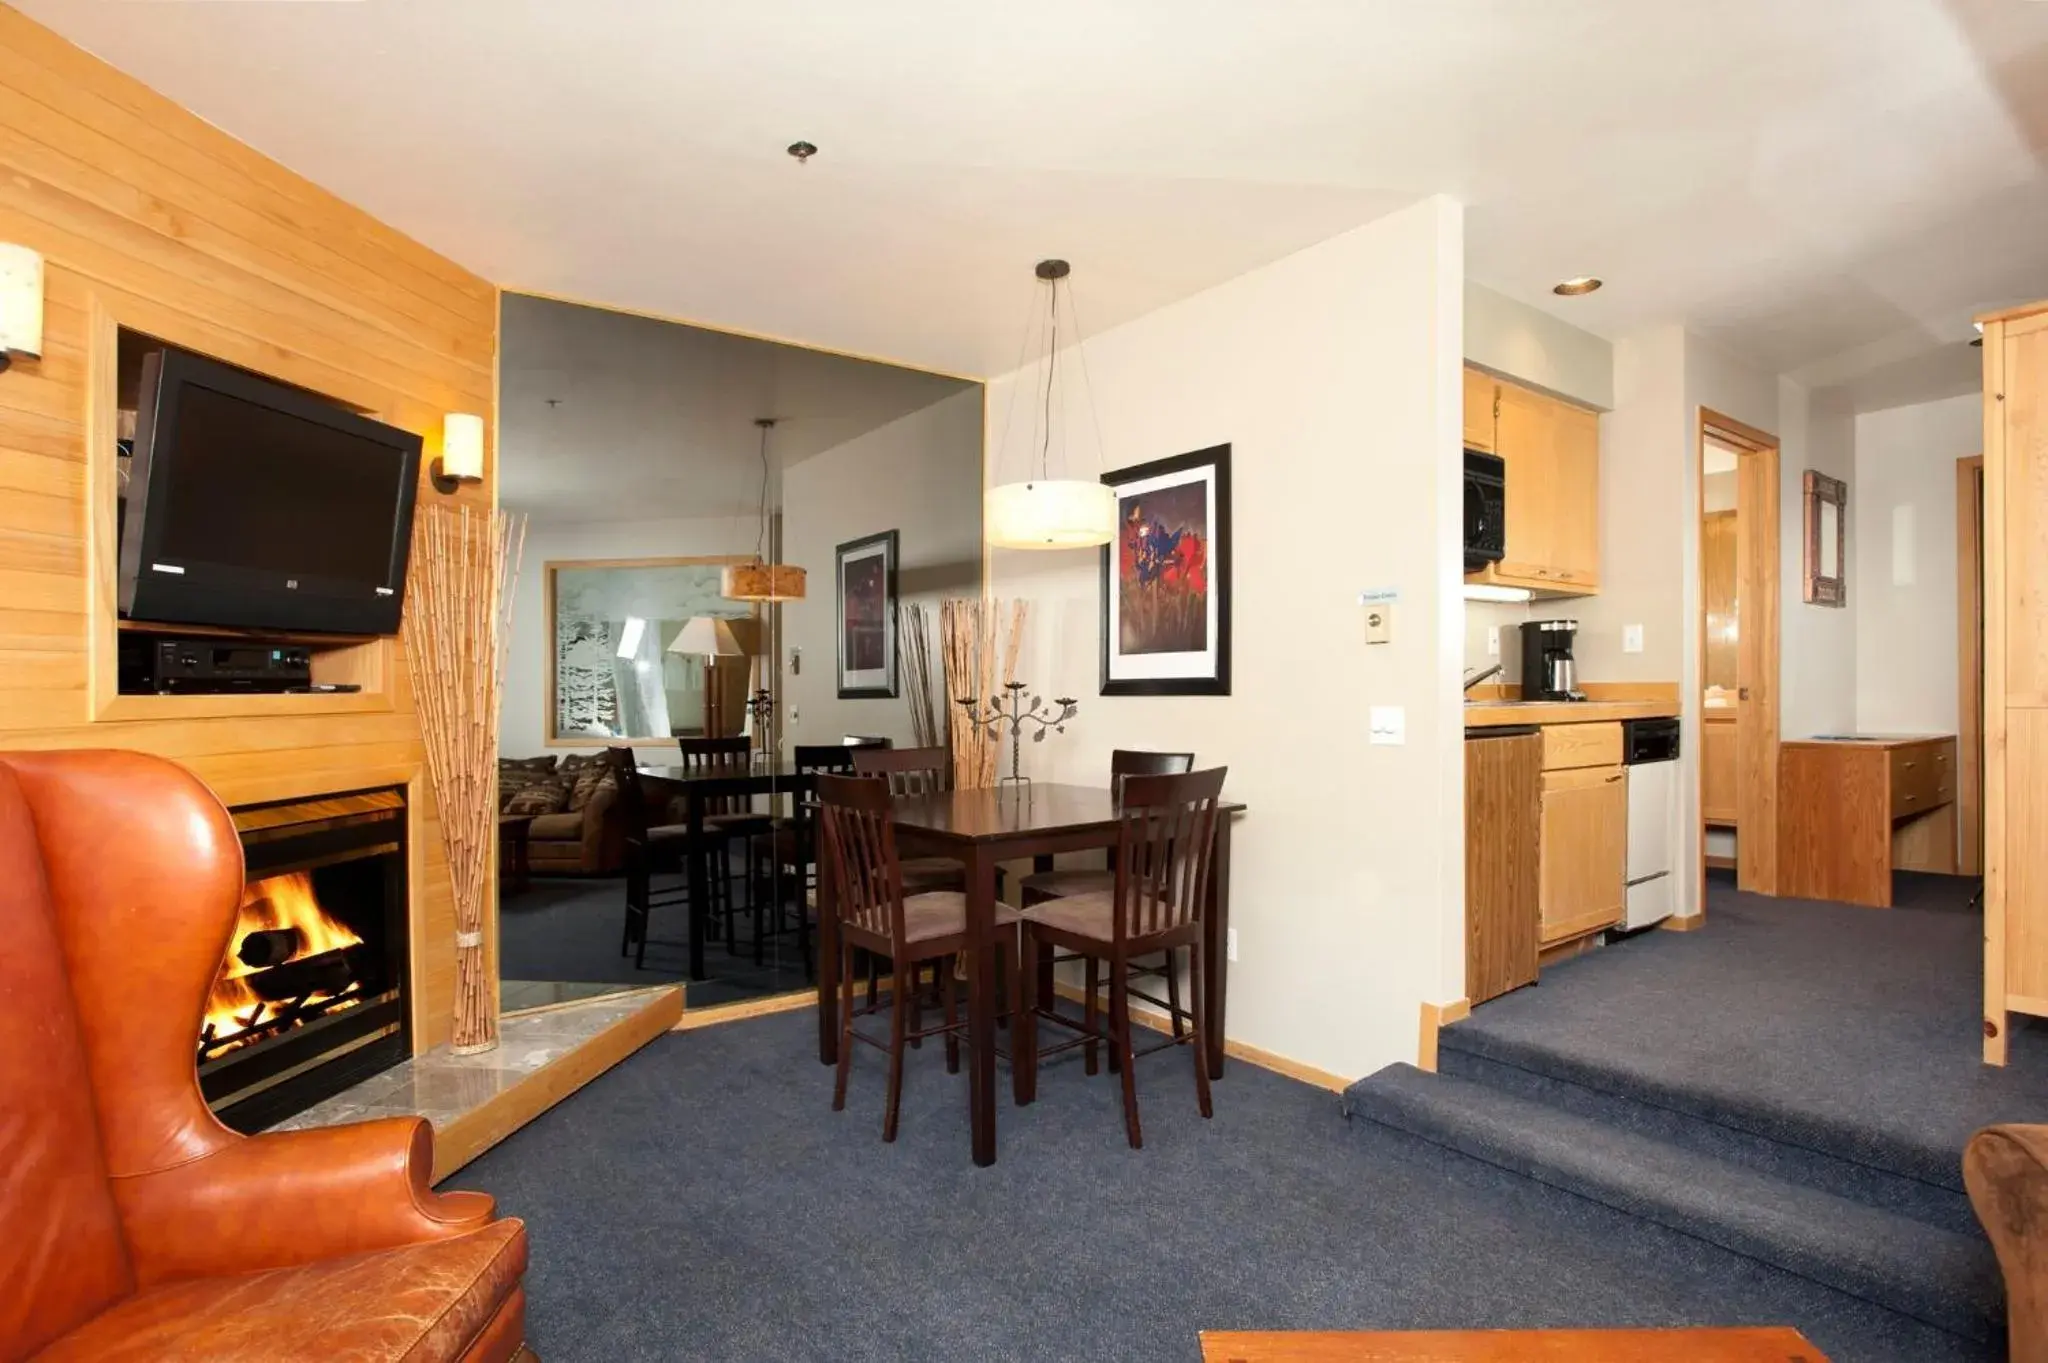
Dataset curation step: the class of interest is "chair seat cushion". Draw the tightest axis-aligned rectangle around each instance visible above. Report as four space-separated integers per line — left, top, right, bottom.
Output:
898 892 1022 944
524 811 586 840
1024 889 1119 940
706 812 773 835
1018 868 1112 899
36 1220 527 1363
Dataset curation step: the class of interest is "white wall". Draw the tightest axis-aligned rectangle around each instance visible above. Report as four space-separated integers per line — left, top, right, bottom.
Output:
1781 384 1858 739
1465 282 1615 410
1463 599 1530 683
984 197 1466 1081
1853 393 1981 736
781 387 984 749
502 516 740 758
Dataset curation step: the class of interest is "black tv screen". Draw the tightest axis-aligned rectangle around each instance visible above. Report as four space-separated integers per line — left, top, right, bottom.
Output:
119 347 422 635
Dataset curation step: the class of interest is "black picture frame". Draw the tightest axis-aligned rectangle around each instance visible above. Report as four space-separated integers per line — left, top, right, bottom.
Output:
836 529 900 699
1099 443 1231 697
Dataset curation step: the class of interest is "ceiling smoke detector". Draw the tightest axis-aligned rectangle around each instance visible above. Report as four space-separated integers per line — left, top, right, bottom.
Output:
786 140 817 163
1553 276 1603 297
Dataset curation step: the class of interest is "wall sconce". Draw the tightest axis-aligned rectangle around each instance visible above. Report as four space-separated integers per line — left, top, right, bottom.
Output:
0 243 45 375
431 412 485 494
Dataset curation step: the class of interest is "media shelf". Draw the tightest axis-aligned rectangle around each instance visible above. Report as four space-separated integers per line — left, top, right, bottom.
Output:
102 620 394 721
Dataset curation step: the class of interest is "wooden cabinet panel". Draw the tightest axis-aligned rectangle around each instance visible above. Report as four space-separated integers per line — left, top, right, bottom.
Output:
1548 402 1602 586
1702 713 1739 826
1539 765 1628 944
1466 732 1541 1005
1463 368 1498 453
2006 709 2048 1000
1540 721 1622 771
2005 326 2048 707
1465 378 1601 597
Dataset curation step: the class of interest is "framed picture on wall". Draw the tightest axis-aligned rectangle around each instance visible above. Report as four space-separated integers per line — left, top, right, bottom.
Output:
1100 444 1232 696
836 530 900 699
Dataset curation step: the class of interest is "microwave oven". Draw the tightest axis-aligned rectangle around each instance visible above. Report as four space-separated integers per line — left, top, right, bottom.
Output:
1464 449 1505 571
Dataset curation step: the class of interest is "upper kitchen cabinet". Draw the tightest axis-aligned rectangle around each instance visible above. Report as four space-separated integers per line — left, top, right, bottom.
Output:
1464 368 1499 453
1464 370 1602 597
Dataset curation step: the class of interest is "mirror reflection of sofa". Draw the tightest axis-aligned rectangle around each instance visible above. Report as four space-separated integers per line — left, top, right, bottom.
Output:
499 754 624 876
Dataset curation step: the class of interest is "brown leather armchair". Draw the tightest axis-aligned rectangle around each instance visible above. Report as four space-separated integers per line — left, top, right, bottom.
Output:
0 750 531 1363
1968 1124 2048 1363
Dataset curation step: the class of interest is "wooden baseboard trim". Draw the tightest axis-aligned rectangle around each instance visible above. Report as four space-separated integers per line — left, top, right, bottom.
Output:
1050 980 1352 1093
1660 913 1707 933
1416 998 1472 1073
672 987 818 1031
432 986 682 1182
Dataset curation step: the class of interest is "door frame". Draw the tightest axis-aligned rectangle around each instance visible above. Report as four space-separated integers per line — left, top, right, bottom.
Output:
1958 454 1985 876
1696 409 1782 907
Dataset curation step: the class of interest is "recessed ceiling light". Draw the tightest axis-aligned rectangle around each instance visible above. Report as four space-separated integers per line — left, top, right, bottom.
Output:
1553 276 1603 296
786 140 817 163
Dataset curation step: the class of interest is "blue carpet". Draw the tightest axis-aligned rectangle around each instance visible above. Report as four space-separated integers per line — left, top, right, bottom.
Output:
459 1007 1984 1362
1345 872 2040 1352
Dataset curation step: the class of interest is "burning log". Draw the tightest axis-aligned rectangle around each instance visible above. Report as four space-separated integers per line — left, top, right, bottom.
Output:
246 946 356 1003
236 927 304 969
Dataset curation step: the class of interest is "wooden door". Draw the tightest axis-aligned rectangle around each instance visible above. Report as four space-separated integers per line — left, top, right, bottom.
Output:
1463 369 1498 453
1547 401 1602 588
1732 429 1781 894
1539 765 1628 944
1493 382 1559 580
1466 732 1541 1004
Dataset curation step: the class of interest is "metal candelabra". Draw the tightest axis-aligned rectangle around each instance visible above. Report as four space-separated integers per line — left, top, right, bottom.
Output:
746 687 774 764
957 681 1078 789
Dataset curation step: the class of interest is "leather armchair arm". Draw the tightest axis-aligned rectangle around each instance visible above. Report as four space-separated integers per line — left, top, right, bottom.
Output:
1965 1124 2048 1363
116 1116 496 1288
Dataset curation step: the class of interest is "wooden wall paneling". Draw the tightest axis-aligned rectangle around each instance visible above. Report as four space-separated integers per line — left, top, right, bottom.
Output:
0 3 498 1053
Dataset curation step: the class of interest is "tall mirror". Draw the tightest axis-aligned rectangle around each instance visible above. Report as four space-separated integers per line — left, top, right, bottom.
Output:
495 295 983 1014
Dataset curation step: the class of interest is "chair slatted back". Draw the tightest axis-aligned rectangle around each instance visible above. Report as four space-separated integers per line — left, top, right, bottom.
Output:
603 746 652 845
675 736 752 816
815 773 905 944
1113 767 1228 941
851 745 950 797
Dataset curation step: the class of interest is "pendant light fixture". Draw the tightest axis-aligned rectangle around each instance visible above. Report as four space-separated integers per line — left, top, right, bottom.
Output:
723 417 807 602
985 259 1117 550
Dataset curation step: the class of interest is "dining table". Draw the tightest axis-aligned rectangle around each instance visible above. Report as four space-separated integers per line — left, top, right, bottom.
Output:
815 781 1245 1167
637 760 815 981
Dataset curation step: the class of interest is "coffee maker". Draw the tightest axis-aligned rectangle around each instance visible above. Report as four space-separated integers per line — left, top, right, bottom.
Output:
1520 619 1585 702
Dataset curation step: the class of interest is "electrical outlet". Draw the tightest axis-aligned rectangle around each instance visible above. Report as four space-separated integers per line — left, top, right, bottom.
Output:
1227 928 1239 963
1369 706 1405 745
1487 626 1500 657
789 707 801 726
1622 624 1644 654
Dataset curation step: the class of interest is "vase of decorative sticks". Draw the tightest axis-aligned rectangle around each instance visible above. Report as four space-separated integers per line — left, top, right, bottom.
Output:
404 503 526 1055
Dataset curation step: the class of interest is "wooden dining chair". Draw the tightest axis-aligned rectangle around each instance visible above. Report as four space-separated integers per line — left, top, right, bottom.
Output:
605 745 692 968
674 736 775 960
759 744 862 980
1021 749 1196 1047
817 772 1021 1141
851 746 965 892
1018 766 1228 1149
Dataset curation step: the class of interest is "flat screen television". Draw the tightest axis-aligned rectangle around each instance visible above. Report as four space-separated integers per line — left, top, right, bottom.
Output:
119 347 422 635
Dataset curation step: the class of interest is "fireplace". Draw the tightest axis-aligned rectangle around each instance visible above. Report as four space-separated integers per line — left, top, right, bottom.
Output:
203 787 411 1132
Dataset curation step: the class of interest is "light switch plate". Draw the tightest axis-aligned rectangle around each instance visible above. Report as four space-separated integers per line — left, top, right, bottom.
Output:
1622 624 1644 654
1369 706 1405 745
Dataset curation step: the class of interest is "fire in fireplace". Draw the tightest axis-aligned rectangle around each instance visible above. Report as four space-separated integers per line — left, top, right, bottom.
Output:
203 788 411 1132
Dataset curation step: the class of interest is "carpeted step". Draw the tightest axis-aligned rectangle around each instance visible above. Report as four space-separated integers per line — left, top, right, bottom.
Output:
1436 1044 1980 1238
1343 1064 2002 1343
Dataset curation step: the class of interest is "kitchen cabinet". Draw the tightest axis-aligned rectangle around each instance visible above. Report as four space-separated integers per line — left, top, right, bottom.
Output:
1464 371 1601 596
1702 711 1738 827
1539 764 1628 945
1464 368 1498 453
1466 729 1542 1005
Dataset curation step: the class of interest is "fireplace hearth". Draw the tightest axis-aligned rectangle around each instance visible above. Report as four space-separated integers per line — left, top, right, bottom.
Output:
204 788 411 1132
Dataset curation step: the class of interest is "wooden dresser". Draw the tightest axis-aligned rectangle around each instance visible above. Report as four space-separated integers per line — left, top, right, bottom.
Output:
1779 735 1958 908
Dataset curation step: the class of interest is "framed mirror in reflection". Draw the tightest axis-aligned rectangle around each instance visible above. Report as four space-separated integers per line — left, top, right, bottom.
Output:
544 556 759 744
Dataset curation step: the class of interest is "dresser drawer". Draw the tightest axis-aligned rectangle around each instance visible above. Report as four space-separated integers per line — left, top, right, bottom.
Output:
1541 722 1623 771
1889 741 1953 819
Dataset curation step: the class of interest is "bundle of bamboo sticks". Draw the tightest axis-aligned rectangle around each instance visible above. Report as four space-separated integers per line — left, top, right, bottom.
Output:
403 504 527 1054
899 602 943 750
940 597 1028 789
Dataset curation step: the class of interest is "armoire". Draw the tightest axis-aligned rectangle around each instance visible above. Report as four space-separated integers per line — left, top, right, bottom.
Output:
1982 298 2048 1064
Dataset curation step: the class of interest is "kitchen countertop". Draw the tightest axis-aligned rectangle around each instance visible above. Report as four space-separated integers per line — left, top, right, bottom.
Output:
1464 698 1681 729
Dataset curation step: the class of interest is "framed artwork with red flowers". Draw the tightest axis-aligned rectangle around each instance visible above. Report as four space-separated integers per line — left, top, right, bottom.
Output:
1099 443 1231 696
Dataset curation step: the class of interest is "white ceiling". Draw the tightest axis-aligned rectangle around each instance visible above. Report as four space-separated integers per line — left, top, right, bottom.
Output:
23 0 2048 394
499 294 970 524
